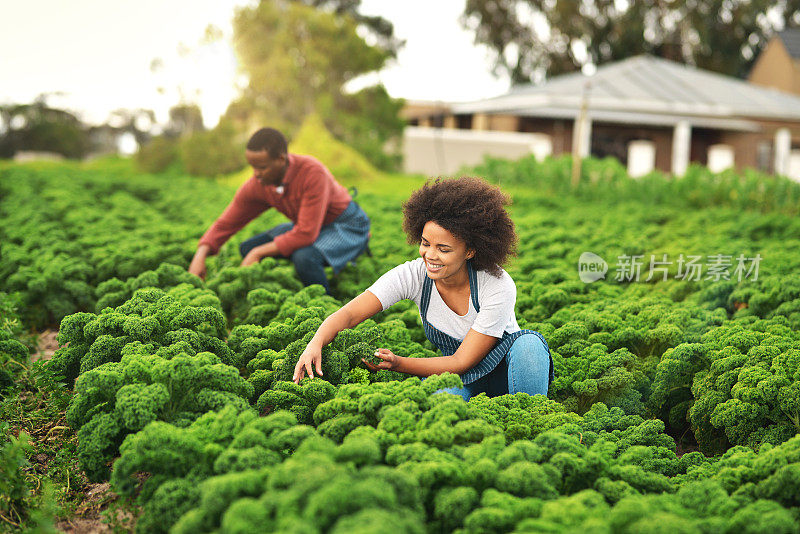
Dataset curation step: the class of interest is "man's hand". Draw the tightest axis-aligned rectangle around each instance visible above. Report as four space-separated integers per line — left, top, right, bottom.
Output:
362 348 401 372
241 242 280 267
293 345 324 383
188 248 209 280
241 249 263 267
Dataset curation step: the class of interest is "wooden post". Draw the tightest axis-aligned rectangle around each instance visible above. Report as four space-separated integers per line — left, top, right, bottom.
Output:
571 81 591 188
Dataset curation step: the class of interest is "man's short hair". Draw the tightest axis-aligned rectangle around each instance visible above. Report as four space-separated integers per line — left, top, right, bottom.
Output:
247 128 288 158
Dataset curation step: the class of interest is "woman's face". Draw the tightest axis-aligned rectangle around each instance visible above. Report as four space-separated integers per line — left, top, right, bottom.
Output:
419 221 475 281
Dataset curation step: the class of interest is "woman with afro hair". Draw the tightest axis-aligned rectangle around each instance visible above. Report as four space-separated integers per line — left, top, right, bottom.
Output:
293 177 553 399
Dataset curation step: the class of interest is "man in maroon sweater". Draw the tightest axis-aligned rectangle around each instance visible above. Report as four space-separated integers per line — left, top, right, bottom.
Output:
189 128 370 294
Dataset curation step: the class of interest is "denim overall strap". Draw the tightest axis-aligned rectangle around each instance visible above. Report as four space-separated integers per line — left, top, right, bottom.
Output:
420 274 462 357
467 260 480 313
420 260 479 322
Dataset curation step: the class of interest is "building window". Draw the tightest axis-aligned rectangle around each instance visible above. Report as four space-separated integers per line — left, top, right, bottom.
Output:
591 130 640 165
456 115 472 130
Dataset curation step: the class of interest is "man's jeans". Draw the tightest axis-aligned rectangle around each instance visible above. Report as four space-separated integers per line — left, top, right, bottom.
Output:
435 332 551 401
239 222 331 294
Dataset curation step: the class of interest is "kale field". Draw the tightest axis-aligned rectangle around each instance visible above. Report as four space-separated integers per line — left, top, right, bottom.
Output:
2 155 800 533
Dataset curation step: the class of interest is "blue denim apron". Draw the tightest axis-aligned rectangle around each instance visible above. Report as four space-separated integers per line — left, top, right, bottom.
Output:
313 200 370 273
419 261 554 386
267 200 370 274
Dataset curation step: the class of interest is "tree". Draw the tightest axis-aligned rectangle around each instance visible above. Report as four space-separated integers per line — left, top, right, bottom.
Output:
322 84 405 170
179 120 244 176
135 105 245 177
461 0 800 84
106 108 157 147
164 104 205 138
295 0 404 57
0 96 90 159
226 0 404 170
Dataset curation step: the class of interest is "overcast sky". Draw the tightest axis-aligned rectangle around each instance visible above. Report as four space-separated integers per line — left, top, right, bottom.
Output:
0 0 510 127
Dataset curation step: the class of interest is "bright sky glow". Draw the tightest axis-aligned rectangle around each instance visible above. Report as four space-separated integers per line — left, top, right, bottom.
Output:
0 0 245 127
357 0 510 102
0 0 510 128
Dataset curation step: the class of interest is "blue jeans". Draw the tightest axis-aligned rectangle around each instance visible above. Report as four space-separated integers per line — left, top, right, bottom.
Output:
435 333 551 401
239 223 331 294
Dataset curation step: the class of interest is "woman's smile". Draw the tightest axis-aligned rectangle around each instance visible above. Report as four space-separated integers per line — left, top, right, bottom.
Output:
425 259 445 273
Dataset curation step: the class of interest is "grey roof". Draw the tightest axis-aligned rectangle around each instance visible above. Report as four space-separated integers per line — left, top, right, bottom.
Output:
451 55 800 128
778 28 800 59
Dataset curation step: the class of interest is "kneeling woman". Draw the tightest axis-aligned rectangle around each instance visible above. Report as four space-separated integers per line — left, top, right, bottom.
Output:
292 177 553 399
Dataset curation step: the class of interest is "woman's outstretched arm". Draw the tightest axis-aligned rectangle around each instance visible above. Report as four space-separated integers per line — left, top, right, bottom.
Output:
292 290 383 383
368 328 499 377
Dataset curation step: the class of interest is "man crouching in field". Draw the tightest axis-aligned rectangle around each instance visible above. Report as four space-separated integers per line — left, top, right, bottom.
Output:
188 127 370 294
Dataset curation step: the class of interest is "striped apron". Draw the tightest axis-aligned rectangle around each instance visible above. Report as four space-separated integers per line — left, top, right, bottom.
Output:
420 261 555 386
313 200 370 274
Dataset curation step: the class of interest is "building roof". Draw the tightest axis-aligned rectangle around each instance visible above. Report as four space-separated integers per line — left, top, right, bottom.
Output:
778 27 800 59
400 100 452 120
451 55 800 129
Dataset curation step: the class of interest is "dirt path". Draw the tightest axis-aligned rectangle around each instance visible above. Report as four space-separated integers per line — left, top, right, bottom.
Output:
55 483 112 534
31 329 59 363
28 331 137 532
55 483 136 533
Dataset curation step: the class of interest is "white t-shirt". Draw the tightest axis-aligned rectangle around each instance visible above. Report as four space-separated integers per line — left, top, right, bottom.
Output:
366 258 520 340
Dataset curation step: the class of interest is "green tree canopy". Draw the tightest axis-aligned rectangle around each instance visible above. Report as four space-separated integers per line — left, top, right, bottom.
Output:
295 0 404 57
106 108 156 147
461 0 800 84
0 97 90 159
164 104 205 138
135 106 245 177
226 0 404 170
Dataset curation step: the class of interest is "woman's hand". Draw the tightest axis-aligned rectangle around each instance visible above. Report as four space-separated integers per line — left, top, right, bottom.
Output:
362 348 401 372
293 345 324 383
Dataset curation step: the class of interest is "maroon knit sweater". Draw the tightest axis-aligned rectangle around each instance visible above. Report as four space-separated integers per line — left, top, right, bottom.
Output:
199 154 351 256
